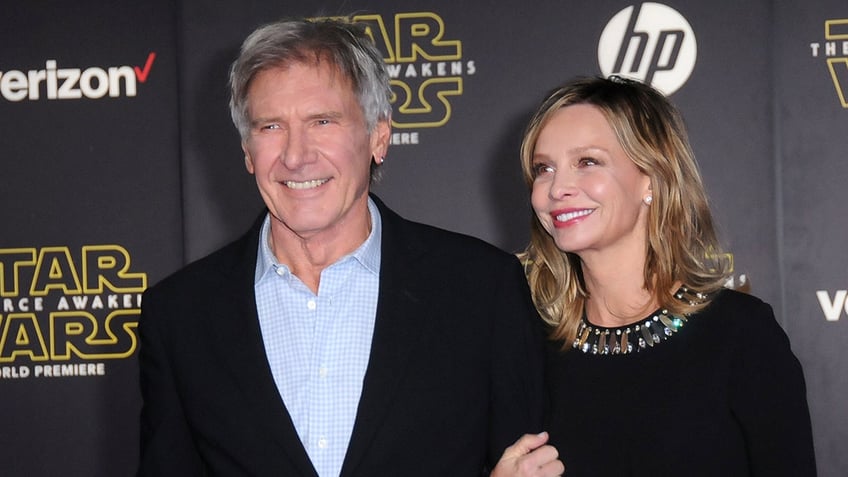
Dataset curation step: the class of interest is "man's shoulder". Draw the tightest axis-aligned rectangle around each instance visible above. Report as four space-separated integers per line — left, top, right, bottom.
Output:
146 222 258 298
407 219 513 258
375 195 517 263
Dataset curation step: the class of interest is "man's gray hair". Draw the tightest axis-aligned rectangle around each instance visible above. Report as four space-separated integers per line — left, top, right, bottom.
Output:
228 17 393 139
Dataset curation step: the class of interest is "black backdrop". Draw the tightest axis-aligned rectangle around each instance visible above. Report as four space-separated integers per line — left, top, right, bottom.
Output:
2 1 846 475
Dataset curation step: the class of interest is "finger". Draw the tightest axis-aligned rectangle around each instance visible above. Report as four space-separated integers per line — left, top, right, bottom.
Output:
538 457 565 477
514 444 559 470
503 431 550 458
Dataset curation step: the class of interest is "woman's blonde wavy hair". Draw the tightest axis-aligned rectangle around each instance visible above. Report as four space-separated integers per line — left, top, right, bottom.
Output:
519 76 731 348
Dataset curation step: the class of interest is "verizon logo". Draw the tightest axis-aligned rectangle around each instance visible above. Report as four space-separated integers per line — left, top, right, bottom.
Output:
0 52 156 101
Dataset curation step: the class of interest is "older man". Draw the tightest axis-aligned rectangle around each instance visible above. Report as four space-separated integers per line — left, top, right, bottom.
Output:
138 17 543 477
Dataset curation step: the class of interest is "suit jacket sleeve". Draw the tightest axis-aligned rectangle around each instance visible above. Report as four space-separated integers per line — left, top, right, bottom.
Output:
137 286 206 476
486 255 546 468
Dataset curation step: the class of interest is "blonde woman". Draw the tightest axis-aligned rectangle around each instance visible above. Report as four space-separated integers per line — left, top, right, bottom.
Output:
494 76 815 477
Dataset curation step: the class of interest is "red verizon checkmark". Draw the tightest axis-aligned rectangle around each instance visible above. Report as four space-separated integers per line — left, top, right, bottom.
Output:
134 52 156 83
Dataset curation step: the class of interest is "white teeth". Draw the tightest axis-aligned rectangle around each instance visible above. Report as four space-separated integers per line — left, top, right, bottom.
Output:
556 209 593 222
284 179 328 189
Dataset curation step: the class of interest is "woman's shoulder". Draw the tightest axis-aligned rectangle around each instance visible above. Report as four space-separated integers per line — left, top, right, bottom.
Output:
702 288 774 321
700 288 794 352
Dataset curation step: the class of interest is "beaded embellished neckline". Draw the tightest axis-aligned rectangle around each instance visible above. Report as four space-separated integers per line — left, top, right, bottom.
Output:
573 287 707 355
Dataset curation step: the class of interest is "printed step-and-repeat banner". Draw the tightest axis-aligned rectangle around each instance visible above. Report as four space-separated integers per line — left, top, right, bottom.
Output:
1 1 181 476
2 1 846 475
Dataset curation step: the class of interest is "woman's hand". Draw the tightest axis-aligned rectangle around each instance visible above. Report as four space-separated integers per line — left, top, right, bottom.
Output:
491 432 565 477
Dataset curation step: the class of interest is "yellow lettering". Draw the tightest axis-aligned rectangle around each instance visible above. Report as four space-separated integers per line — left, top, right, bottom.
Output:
0 313 49 362
82 245 146 293
30 247 82 296
395 13 460 61
50 309 138 359
0 248 36 297
391 77 462 128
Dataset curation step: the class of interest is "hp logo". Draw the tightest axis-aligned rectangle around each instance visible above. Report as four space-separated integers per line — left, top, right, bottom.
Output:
598 2 697 95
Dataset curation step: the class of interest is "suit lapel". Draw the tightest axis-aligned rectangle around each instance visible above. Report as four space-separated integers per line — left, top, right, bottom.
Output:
340 197 434 476
207 215 318 476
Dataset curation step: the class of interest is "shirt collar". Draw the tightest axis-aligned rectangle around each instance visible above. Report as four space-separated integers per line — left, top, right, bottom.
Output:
255 197 382 283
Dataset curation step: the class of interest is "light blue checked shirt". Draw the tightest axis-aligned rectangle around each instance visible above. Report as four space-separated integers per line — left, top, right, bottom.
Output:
254 198 381 477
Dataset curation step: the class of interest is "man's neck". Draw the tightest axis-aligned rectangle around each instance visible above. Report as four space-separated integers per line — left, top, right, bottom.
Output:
268 204 372 293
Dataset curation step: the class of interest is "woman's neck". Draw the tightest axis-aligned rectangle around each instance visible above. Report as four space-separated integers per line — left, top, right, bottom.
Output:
580 252 657 328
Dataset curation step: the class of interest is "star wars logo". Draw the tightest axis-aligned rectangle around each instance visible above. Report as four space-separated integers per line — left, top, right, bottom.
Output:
0 245 146 379
809 18 848 108
329 12 476 146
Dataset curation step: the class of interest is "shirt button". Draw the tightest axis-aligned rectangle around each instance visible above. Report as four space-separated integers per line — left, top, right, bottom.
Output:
275 267 285 276
317 437 328 449
319 366 328 378
307 299 316 310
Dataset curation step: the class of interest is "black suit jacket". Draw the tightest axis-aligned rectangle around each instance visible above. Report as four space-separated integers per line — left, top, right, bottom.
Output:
138 196 544 476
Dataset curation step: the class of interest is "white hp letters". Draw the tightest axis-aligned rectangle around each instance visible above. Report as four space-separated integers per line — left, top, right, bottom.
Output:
598 2 697 95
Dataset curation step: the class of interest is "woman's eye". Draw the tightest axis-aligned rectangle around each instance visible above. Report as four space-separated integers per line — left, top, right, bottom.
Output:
533 163 554 176
578 157 598 166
